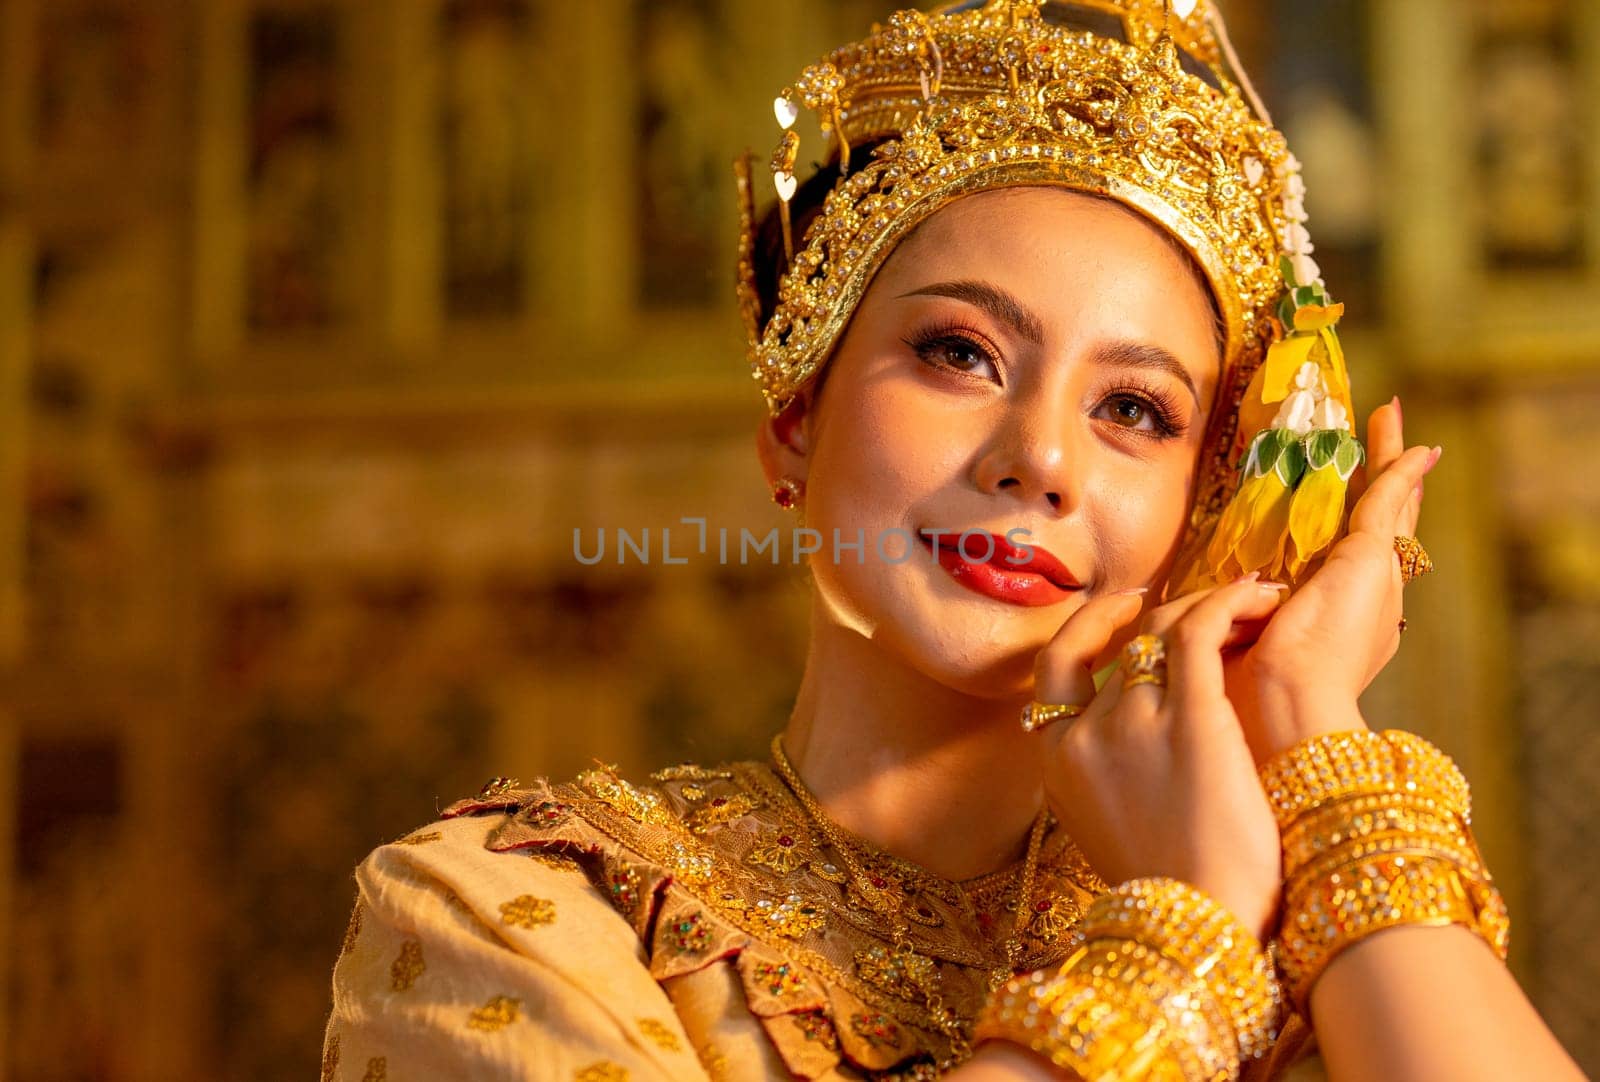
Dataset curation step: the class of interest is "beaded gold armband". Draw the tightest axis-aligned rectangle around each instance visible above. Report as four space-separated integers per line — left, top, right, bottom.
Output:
1259 728 1473 828
975 877 1282 1081
1261 730 1512 1015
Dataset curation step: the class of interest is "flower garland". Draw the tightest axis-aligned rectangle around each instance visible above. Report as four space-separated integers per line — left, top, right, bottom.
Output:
1202 154 1366 586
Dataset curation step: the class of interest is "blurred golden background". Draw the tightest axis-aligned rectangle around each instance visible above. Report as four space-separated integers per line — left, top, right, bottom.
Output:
1 0 1598 1078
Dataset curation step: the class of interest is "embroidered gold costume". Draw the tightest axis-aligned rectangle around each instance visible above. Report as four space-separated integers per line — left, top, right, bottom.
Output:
322 762 1315 1079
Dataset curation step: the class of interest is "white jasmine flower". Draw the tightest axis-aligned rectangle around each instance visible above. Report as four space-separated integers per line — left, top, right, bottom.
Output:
1310 396 1350 431
1289 251 1322 287
1274 389 1318 435
1293 360 1324 395
1279 221 1313 254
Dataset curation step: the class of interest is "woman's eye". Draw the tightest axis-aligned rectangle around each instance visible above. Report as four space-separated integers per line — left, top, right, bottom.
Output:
916 336 999 380
1101 394 1158 430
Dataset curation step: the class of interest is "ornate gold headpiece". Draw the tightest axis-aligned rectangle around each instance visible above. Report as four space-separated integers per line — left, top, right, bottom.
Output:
736 0 1364 590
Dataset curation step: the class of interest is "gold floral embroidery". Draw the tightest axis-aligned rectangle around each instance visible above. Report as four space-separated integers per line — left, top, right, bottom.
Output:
340 899 363 957
467 995 522 1032
390 939 425 991
395 830 442 846
745 828 810 874
752 959 808 997
320 1033 340 1082
478 775 520 798
685 792 761 835
1024 895 1080 946
650 763 734 783
851 1011 905 1050
362 1057 388 1081
603 864 645 921
499 895 556 929
698 1044 730 1079
662 910 711 955
526 850 579 872
792 1013 840 1052
525 799 574 828
579 766 672 826
574 1062 629 1082
636 1017 681 1051
680 783 706 802
664 843 715 885
854 944 940 1002
753 893 825 939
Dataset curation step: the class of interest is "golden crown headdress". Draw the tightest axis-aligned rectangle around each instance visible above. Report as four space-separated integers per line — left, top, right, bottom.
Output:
736 0 1365 590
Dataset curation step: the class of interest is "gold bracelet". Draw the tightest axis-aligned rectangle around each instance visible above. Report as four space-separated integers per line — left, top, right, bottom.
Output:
1276 850 1510 1014
1279 790 1468 871
1262 731 1511 1014
978 943 1220 1081
975 878 1282 1081
1079 878 1283 1062
1259 729 1472 829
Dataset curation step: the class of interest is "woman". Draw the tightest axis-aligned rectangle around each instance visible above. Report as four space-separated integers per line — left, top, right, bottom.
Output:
321 2 1584 1079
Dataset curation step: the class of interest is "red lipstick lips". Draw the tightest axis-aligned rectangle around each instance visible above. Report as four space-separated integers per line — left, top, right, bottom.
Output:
917 528 1080 607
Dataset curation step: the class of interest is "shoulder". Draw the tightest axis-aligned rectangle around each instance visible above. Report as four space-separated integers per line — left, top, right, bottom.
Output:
360 762 752 945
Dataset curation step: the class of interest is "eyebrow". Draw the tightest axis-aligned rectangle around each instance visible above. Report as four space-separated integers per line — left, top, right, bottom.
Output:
1090 340 1201 408
897 278 1202 406
898 279 1046 346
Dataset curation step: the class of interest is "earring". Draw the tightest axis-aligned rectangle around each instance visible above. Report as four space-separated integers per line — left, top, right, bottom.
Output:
771 478 803 510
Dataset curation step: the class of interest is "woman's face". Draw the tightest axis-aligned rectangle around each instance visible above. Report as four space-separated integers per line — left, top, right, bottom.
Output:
765 186 1222 699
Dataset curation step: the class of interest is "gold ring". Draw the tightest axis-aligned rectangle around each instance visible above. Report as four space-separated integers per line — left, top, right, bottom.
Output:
1121 633 1168 691
1019 701 1085 733
1394 536 1433 585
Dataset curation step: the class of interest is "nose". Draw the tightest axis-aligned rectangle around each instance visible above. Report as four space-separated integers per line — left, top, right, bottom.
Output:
973 387 1081 514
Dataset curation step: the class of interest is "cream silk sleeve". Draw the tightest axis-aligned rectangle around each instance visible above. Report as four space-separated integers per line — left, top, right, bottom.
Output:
321 811 713 1082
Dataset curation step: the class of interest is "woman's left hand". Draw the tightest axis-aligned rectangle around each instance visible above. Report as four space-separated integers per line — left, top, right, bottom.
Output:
1223 397 1440 762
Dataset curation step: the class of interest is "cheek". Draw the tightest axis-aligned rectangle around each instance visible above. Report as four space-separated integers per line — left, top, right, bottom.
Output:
813 371 966 524
1085 450 1197 580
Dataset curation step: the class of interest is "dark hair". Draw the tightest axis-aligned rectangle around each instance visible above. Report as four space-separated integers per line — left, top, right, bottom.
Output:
750 144 1226 370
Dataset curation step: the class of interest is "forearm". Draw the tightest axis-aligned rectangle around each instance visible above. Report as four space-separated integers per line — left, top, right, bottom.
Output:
1310 923 1583 1081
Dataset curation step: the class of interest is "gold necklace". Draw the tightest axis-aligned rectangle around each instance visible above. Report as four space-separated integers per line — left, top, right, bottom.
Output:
769 734 1051 1066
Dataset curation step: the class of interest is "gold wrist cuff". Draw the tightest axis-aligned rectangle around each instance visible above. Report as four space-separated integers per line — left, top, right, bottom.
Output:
1263 731 1511 1015
975 878 1283 1081
1276 851 1510 1015
1259 729 1472 830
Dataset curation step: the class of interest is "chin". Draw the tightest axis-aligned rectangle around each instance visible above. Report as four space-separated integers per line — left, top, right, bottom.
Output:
814 559 1067 700
879 609 1049 703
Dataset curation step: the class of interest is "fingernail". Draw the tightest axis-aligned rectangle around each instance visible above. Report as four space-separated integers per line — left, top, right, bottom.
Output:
1114 587 1150 597
1258 581 1290 592
1392 395 1402 426
1426 446 1443 471
1238 570 1261 584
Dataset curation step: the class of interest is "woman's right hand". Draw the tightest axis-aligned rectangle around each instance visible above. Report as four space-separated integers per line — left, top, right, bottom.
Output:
1026 576 1290 941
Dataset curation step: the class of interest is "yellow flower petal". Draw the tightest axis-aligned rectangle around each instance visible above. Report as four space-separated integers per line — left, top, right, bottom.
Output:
1292 301 1345 333
1260 335 1319 405
1235 372 1276 452
1208 468 1295 579
1236 472 1294 576
1317 326 1351 408
1286 464 1348 579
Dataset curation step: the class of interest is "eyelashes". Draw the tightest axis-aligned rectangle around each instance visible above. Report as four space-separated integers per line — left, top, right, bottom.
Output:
1100 380 1187 438
901 321 1189 439
902 320 1000 380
